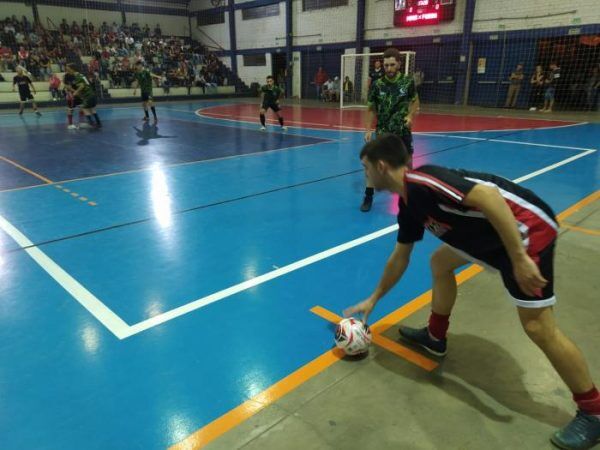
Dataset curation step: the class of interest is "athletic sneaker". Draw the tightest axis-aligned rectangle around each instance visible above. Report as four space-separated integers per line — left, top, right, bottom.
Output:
398 325 447 356
18 110 23 115
260 126 266 131
142 116 149 121
35 111 42 116
281 126 288 131
360 195 373 212
551 411 600 450
67 124 78 130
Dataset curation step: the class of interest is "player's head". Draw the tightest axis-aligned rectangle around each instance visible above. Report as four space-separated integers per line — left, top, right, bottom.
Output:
374 60 381 68
266 75 274 86
359 134 410 191
382 48 401 78
16 65 24 75
65 63 78 74
550 61 557 69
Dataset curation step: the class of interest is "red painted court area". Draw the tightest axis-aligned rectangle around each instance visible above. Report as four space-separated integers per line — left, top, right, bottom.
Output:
198 104 577 132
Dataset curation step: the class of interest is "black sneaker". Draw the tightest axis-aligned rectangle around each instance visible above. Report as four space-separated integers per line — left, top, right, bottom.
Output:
360 195 373 212
35 111 42 116
551 410 600 450
398 325 447 356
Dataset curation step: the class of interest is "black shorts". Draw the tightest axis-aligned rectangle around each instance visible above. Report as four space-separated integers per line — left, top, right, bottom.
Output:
450 241 556 308
262 102 280 112
81 96 97 109
68 96 82 108
141 91 153 102
19 92 34 102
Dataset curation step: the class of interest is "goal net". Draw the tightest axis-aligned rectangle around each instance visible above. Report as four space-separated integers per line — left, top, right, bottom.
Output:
340 51 416 108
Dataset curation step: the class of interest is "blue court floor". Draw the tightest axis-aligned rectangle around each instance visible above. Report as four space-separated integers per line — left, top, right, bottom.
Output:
0 101 598 449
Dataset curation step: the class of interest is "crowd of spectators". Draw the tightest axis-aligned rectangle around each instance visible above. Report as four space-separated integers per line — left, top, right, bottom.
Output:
0 15 233 94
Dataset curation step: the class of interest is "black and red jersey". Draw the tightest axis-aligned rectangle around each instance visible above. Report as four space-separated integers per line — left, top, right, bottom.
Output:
397 165 558 257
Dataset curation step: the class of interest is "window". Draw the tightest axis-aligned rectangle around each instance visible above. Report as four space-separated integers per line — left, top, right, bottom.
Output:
242 4 280 20
243 54 267 66
302 0 348 11
197 9 225 26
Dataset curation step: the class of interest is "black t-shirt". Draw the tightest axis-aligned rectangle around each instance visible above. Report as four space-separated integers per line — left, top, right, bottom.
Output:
396 165 558 257
369 68 384 83
13 75 32 95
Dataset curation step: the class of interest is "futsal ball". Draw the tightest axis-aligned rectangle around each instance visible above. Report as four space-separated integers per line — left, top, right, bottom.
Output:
334 318 372 356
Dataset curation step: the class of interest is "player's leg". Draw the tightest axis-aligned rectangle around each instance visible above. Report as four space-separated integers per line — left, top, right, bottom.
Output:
142 93 149 121
32 99 41 115
18 100 25 115
273 105 286 130
398 245 469 356
149 97 157 122
259 106 267 130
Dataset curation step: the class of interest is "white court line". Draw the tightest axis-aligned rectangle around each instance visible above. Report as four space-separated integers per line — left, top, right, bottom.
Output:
417 121 588 134
417 132 596 152
0 214 131 339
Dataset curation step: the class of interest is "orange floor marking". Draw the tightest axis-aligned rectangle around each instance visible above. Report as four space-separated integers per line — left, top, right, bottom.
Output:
170 191 599 449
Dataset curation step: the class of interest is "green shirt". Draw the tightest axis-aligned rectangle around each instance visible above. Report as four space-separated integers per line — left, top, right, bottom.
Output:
261 84 282 104
135 69 153 93
368 73 416 136
72 73 95 100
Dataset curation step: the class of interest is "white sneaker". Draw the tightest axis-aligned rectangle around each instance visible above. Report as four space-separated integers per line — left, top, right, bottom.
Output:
281 126 288 131
260 126 266 131
529 107 537 111
67 124 78 130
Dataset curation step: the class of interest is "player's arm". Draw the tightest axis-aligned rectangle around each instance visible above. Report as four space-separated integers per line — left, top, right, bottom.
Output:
406 95 420 127
463 184 547 296
12 79 16 92
29 78 36 94
364 103 376 142
344 242 414 323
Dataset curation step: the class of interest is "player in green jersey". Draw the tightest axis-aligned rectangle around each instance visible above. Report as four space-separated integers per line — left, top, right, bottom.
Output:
66 63 102 128
133 61 162 123
259 75 287 131
361 48 420 212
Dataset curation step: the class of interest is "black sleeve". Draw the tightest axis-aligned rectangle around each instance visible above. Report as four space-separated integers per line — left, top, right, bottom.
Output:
411 165 477 206
396 201 425 244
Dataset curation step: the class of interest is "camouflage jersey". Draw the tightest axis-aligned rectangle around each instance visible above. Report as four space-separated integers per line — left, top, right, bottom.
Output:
135 69 153 94
368 73 416 136
72 73 95 100
261 84 283 105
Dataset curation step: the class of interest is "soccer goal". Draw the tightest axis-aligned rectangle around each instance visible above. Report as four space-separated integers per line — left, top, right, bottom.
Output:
340 51 416 109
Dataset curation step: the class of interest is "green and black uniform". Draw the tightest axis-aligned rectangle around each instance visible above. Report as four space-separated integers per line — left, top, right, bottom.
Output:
72 73 97 109
367 73 417 154
135 69 153 102
261 84 283 112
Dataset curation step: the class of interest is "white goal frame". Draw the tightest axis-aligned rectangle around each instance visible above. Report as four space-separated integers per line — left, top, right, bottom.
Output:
340 51 416 109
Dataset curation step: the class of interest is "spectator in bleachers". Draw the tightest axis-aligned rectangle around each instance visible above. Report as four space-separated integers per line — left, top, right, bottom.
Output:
0 43 13 71
39 52 51 80
314 66 328 100
49 72 61 100
60 19 70 35
343 75 353 102
71 21 81 36
17 46 28 67
154 24 162 37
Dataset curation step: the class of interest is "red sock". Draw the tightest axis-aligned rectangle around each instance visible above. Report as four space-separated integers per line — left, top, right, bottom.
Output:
428 311 450 340
573 386 600 416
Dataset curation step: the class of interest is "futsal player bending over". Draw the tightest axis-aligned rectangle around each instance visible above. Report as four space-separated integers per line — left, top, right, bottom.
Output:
259 75 287 131
12 66 41 116
65 64 102 128
133 61 161 123
345 134 600 450
362 48 419 212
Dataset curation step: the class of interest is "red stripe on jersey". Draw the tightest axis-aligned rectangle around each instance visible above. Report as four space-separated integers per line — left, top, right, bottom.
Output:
504 198 557 255
409 170 466 199
406 176 462 203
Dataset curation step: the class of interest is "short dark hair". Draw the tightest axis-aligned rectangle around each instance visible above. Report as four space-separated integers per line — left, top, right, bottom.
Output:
359 133 410 168
383 48 401 62
266 75 274 80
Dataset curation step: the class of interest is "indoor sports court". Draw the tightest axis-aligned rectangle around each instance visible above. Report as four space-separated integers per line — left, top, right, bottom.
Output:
0 1 598 449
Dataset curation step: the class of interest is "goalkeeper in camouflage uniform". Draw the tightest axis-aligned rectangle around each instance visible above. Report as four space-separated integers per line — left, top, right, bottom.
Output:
259 75 287 131
361 48 420 212
133 61 162 123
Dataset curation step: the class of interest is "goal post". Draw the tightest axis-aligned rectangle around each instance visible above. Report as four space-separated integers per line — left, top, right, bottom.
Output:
340 51 416 109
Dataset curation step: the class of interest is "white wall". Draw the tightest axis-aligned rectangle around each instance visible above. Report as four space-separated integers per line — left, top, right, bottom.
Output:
125 12 188 37
473 0 600 32
235 3 285 50
37 4 122 28
192 12 231 50
293 0 357 45
0 2 34 21
237 52 271 86
365 0 465 40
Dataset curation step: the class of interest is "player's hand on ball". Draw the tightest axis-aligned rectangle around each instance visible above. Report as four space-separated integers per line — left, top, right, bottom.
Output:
513 254 547 297
364 130 374 142
344 297 376 324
